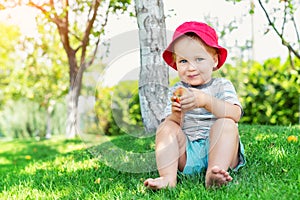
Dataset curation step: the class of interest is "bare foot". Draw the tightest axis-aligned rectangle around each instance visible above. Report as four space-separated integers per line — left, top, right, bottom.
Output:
144 177 176 190
205 166 233 188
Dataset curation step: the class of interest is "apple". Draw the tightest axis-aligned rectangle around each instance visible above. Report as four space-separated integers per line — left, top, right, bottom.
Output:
173 87 186 103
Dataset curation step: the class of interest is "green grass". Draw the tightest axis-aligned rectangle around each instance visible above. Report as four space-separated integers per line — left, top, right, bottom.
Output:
0 125 299 199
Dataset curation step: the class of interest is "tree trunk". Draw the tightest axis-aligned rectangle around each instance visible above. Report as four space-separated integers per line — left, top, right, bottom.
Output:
45 104 54 139
65 79 83 138
65 55 84 138
27 0 115 138
135 0 169 133
65 89 78 138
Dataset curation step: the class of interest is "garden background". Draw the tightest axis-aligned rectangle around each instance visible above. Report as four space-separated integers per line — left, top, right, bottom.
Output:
0 0 299 199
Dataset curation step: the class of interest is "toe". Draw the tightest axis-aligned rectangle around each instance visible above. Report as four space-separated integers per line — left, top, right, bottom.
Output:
144 178 153 186
227 176 233 181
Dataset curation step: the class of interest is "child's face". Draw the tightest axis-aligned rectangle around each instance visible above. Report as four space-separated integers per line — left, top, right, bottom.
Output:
173 36 218 86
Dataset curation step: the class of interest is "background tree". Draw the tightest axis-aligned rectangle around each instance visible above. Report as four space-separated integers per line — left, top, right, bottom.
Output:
0 22 21 108
2 0 131 138
257 0 299 66
0 16 69 138
11 16 69 138
134 0 169 133
227 0 299 64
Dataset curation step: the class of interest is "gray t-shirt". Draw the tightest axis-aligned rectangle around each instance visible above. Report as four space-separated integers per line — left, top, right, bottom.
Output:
164 78 243 141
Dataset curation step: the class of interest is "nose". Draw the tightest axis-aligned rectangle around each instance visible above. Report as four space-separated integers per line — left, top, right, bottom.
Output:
187 61 197 71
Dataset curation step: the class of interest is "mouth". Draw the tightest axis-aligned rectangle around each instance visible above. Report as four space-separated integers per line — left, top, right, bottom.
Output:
187 74 199 79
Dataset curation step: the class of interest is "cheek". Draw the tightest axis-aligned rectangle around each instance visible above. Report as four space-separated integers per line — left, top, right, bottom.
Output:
206 59 215 69
177 68 186 79
177 69 185 77
197 61 214 72
177 66 185 73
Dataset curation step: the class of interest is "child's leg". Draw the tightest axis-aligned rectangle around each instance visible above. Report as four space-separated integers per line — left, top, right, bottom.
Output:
144 120 187 189
205 118 239 188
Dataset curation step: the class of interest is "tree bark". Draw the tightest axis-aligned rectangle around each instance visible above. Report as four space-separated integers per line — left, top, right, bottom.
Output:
135 0 169 133
65 62 84 138
45 105 53 139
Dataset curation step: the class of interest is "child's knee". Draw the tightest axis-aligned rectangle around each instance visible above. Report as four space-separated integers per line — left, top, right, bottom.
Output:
214 118 236 128
212 118 238 136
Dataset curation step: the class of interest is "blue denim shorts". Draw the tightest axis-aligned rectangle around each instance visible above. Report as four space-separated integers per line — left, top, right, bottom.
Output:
182 138 246 175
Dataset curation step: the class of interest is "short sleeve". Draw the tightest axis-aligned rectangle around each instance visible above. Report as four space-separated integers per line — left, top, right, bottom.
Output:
214 78 243 117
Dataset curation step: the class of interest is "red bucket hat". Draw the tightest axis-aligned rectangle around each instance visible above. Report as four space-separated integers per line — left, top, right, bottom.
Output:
162 21 227 70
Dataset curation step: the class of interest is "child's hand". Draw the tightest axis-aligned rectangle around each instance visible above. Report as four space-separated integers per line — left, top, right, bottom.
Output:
168 87 187 125
172 87 186 104
171 87 188 111
170 87 184 113
179 88 208 112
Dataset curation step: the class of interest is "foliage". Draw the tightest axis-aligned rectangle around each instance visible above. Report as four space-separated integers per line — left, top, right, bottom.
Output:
220 57 299 125
0 99 66 138
0 15 69 138
89 80 142 136
9 19 69 107
0 22 21 108
0 125 299 199
0 0 135 138
25 0 133 138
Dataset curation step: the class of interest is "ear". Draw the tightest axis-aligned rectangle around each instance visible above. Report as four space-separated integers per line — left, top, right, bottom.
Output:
212 54 219 71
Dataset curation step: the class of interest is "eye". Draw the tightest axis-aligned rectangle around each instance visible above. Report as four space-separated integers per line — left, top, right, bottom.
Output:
179 59 188 64
196 57 204 62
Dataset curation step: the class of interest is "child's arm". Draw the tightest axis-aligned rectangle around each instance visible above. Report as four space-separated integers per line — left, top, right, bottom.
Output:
201 93 242 123
180 88 242 123
164 89 185 125
165 112 182 125
165 96 183 125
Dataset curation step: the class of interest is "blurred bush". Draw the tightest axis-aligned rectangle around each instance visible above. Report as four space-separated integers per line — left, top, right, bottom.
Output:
221 57 299 125
0 99 66 138
88 80 143 136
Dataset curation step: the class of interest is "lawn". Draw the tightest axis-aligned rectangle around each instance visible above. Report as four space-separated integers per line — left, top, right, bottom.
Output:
0 124 299 199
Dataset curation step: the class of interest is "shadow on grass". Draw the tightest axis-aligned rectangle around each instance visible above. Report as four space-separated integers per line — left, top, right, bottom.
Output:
0 141 59 172
87 134 157 174
63 138 84 144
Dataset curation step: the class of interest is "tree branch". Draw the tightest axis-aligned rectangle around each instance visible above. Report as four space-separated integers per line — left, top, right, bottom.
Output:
87 2 110 68
28 1 54 22
258 0 300 59
29 1 70 52
291 15 300 49
281 1 288 36
80 0 101 66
